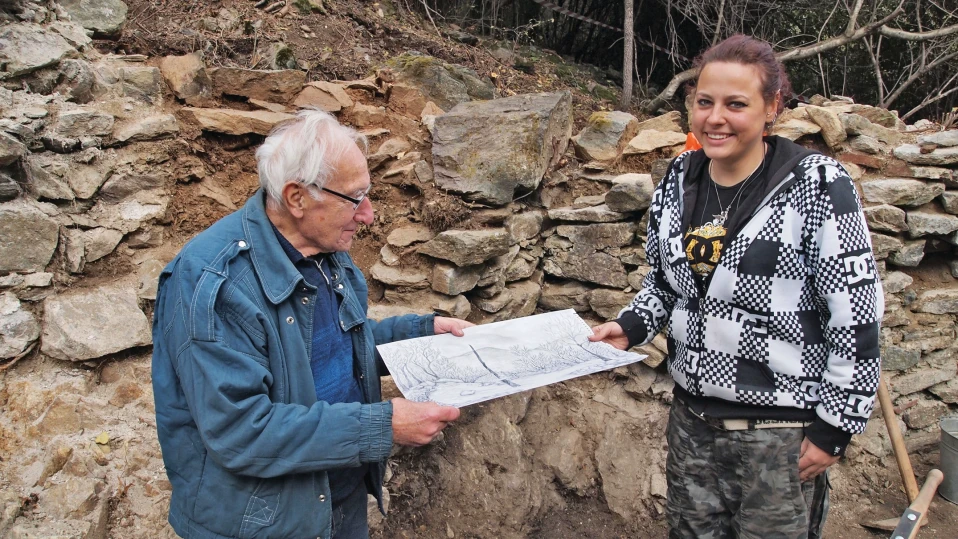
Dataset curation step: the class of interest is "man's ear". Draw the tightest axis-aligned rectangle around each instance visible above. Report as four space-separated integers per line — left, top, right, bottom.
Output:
281 182 307 218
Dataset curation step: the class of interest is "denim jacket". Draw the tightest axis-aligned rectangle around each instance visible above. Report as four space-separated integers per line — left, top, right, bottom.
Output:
152 190 434 539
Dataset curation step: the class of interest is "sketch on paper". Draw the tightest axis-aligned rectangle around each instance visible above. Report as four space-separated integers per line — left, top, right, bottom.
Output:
377 309 647 407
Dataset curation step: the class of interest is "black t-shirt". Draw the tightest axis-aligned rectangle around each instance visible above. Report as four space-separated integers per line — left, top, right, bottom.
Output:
685 138 777 288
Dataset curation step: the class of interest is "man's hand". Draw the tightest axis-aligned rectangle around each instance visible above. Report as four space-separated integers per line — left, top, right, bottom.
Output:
391 398 460 446
434 316 474 337
799 437 839 482
588 322 629 351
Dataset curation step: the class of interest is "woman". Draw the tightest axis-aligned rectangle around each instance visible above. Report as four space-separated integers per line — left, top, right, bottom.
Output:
590 35 883 538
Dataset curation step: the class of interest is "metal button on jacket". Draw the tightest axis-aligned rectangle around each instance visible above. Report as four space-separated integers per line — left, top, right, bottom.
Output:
286 317 294 324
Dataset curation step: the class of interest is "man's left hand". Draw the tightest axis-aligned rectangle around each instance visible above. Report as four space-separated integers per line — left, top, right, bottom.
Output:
434 316 474 337
799 437 839 482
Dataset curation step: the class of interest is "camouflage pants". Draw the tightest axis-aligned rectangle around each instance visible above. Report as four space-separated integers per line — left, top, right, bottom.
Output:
666 400 829 539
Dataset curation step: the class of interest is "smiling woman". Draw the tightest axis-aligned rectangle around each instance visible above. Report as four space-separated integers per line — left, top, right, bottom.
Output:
589 34 884 539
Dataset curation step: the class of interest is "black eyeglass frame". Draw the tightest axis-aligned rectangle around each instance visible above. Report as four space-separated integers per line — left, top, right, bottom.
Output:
319 185 370 210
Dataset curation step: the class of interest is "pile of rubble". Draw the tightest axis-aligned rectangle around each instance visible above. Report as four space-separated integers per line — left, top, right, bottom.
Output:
0 2 956 537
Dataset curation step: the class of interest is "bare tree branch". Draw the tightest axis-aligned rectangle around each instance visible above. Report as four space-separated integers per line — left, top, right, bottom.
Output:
878 22 958 40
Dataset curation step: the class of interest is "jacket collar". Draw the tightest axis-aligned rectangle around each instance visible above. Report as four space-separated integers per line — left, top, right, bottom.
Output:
241 189 305 304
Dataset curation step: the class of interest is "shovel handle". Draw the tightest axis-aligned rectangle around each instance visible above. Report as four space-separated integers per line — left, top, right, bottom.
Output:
878 377 920 502
889 469 944 539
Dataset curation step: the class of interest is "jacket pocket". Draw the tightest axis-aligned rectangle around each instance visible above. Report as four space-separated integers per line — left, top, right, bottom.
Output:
238 478 282 538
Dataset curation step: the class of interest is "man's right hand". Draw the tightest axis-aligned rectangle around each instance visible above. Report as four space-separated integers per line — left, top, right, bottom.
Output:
391 398 460 446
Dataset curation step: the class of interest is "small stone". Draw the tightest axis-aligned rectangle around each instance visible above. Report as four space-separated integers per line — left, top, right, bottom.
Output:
915 289 958 314
386 224 434 247
431 263 483 295
370 262 428 288
863 204 907 233
622 130 686 155
548 204 629 223
887 240 925 267
906 212 958 238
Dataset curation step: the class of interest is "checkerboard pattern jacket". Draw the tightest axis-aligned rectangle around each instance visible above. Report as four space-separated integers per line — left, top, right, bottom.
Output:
621 141 884 453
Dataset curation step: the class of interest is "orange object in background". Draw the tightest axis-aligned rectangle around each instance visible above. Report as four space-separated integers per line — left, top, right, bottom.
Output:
683 132 702 152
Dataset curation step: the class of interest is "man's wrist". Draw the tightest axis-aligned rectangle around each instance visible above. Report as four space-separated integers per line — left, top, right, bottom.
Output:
804 418 852 457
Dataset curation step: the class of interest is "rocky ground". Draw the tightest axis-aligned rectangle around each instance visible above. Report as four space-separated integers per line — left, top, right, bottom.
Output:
1 1 958 538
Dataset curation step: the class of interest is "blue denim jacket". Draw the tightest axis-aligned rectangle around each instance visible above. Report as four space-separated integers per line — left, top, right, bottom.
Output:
152 190 434 539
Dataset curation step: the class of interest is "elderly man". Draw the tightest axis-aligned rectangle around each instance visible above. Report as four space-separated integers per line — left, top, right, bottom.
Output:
152 109 469 539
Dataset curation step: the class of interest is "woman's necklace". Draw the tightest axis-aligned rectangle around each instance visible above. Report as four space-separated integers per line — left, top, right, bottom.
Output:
705 148 767 228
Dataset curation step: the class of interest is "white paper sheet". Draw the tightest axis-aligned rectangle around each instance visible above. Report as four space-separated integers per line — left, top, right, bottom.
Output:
377 309 647 407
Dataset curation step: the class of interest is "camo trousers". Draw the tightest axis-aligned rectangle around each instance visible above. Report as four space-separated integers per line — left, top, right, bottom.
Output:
666 400 829 539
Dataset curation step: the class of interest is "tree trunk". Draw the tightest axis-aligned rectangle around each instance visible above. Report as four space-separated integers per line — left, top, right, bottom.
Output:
618 0 635 110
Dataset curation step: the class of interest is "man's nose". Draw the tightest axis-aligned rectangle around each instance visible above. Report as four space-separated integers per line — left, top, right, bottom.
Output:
354 196 374 225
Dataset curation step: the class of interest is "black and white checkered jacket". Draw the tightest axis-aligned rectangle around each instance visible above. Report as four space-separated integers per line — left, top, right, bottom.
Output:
619 139 884 453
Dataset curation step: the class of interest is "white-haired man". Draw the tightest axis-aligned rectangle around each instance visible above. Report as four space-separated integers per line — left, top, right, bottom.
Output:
152 109 470 539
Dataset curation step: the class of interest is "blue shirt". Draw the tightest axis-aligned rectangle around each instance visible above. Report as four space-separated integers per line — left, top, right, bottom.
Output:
272 225 367 503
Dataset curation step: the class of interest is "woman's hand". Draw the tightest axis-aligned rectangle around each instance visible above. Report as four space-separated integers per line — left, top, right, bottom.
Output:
588 322 630 351
798 437 839 482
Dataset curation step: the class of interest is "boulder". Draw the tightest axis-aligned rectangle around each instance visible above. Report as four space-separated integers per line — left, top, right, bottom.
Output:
384 52 495 111
538 280 592 312
0 133 27 167
0 24 76 78
80 227 123 262
881 345 920 371
805 106 846 148
892 368 955 396
51 59 96 103
547 204 628 223
906 212 958 238
159 52 214 105
587 289 635 319
120 66 163 103
386 224 434 247
417 229 511 267
293 81 353 112
370 262 428 288
847 135 885 155
543 251 628 288
887 239 925 267
0 292 40 360
893 144 958 166
917 130 958 148
860 179 944 206
915 289 958 314
58 0 128 38
556 223 636 252
840 114 901 145
182 108 295 136
622 130 686 155
770 118 820 141
41 286 152 361
49 20 94 51
348 103 388 127
382 289 471 319
209 67 306 103
634 111 683 133
605 174 654 212
55 109 114 137
940 192 958 215
869 233 903 260
432 92 572 205
113 114 179 142
432 263 483 295
863 204 907 233
0 201 59 273
505 211 545 242
386 83 428 118
571 111 638 162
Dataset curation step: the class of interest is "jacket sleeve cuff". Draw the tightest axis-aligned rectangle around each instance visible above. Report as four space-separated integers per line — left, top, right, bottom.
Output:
358 401 394 463
420 313 437 336
804 418 852 457
615 311 649 349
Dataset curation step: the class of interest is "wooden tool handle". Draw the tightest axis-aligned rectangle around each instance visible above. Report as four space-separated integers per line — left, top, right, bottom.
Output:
890 469 944 539
878 377 920 503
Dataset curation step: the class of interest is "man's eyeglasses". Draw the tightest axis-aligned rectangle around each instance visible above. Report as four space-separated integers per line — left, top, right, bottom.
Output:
319 185 370 210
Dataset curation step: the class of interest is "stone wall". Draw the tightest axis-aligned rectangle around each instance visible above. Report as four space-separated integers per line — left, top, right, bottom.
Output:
0 5 956 537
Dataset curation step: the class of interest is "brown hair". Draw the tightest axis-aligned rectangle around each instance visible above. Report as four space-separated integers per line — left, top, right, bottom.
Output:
690 34 791 117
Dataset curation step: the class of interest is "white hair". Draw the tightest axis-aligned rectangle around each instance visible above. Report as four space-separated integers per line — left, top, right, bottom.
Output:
255 108 368 209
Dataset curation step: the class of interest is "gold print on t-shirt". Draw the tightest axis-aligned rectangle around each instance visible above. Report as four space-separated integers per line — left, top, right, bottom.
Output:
684 222 726 278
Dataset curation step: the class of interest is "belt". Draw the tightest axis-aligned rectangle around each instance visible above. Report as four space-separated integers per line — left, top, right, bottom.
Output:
685 404 810 431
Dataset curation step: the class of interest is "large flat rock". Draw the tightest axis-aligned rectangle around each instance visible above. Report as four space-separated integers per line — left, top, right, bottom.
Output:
182 108 295 136
432 92 572 206
58 0 128 38
0 24 76 79
572 111 638 163
417 229 511 267
860 179 944 206
209 67 306 103
894 144 958 166
42 286 152 361
0 201 59 273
